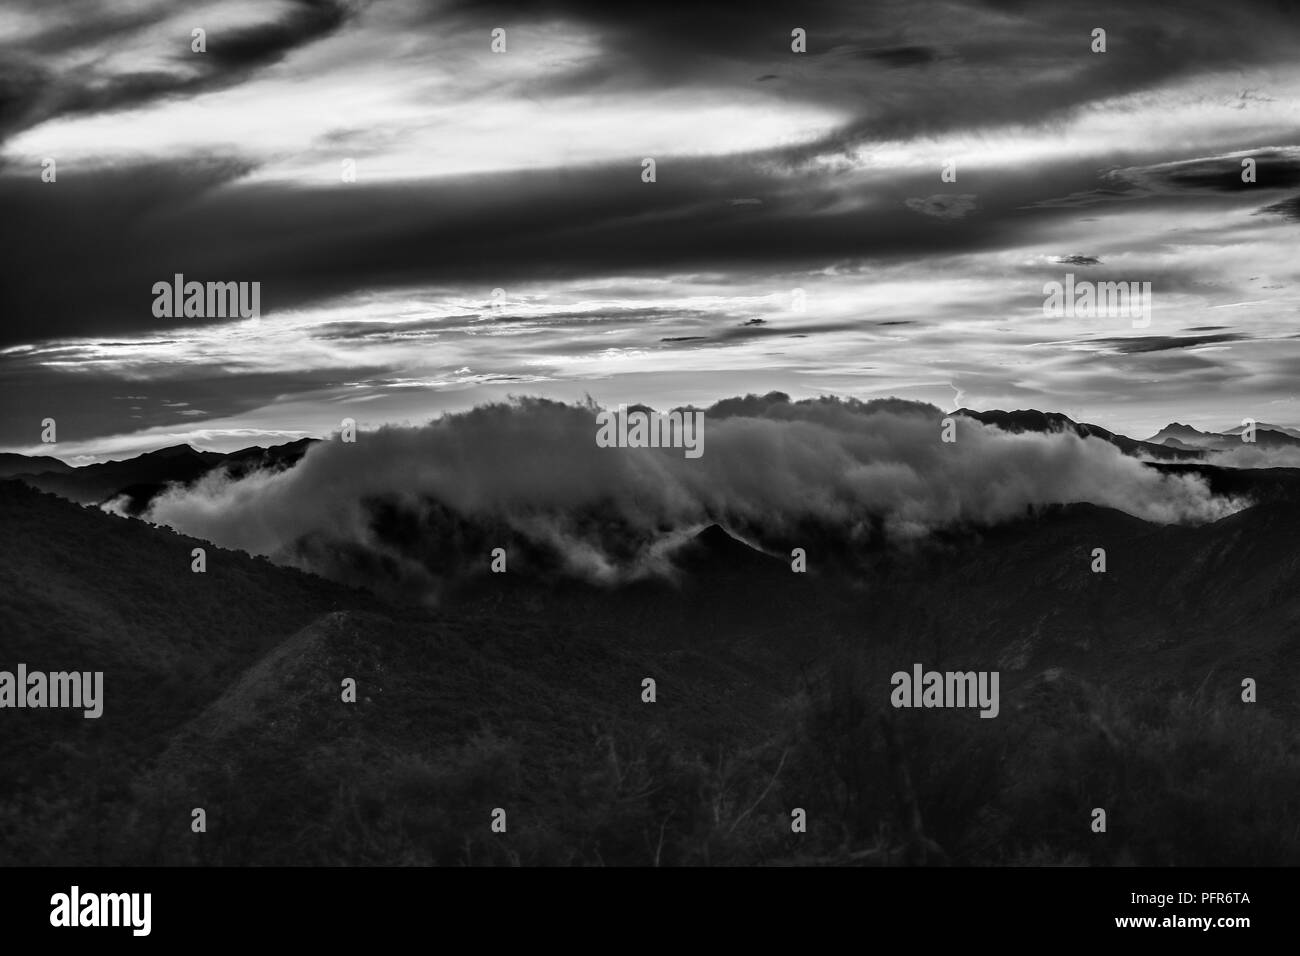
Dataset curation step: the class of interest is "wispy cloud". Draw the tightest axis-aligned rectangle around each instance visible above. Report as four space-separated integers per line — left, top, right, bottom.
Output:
2 0 1300 451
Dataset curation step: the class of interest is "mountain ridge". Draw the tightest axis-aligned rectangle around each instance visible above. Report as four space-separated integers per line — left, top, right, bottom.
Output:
5 438 317 508
3 463 1299 866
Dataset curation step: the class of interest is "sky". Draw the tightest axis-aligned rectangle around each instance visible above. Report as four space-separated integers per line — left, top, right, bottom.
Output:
2 0 1299 462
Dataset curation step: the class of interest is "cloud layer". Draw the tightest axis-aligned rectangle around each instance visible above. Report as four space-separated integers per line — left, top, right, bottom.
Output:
139 394 1243 597
4 0 1300 451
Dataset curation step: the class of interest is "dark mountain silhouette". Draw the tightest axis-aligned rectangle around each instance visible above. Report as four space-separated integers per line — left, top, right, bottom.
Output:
4 462 1299 866
1244 427 1300 448
955 408 1202 461
217 437 317 478
1150 461 1300 504
1220 421 1300 440
8 438 317 511
0 478 374 864
13 444 221 504
674 523 788 579
1146 421 1300 451
959 408 1300 459
0 452 73 478
1146 422 1213 445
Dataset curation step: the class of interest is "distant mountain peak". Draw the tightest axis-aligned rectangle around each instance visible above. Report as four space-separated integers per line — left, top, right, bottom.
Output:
684 523 778 569
693 523 748 551
1143 420 1300 450
957 409 1202 462
1221 421 1300 439
147 443 201 458
1145 422 1210 442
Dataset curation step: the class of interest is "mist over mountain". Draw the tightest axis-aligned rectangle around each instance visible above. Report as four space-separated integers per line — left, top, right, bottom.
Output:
957 409 1204 462
114 395 1245 599
9 395 1284 600
6 438 317 511
5 439 1298 866
15 391 1300 618
1145 420 1300 455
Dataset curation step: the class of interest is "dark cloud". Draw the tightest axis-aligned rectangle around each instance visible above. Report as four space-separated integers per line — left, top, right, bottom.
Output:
205 0 352 68
1110 150 1300 195
787 1 1300 164
0 0 358 143
1256 194 1300 221
905 193 978 220
3 0 1299 449
0 58 47 134
2 0 1296 353
313 306 714 343
857 45 939 67
0 148 1064 347
1096 333 1246 354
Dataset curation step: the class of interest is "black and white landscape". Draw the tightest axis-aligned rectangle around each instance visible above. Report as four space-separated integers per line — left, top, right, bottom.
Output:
1 0 1299 870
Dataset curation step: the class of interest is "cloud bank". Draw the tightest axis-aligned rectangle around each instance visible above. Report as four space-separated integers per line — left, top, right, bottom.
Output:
138 394 1243 597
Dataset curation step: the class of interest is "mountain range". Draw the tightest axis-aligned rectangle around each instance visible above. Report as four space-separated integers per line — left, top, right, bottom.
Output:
2 438 316 511
6 409 1298 518
957 409 1300 457
2 405 1298 865
1144 420 1300 451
